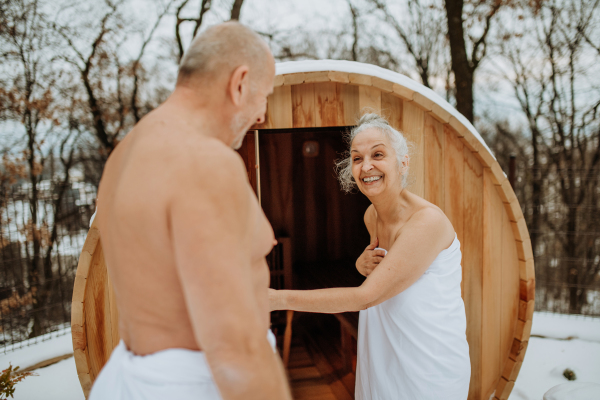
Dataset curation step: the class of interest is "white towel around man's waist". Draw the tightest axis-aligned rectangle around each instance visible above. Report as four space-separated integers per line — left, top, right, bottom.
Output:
89 330 277 400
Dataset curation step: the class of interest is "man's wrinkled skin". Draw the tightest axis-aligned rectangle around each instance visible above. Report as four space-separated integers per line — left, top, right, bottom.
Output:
95 22 292 400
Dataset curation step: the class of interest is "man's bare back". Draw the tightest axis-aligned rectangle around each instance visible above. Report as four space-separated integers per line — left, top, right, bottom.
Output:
89 22 291 400
96 112 273 355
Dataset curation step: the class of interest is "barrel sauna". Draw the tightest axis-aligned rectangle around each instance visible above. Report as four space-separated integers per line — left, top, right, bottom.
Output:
72 60 534 400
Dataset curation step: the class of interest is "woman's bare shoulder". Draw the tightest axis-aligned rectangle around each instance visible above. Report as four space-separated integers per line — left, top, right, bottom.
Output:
395 205 454 248
364 204 377 235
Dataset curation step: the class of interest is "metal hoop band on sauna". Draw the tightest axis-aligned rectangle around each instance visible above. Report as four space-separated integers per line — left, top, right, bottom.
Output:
71 60 535 400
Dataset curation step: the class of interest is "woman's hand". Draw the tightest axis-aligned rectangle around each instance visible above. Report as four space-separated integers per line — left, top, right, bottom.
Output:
356 237 386 277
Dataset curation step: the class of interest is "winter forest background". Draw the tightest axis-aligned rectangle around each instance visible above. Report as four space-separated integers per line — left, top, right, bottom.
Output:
0 0 599 349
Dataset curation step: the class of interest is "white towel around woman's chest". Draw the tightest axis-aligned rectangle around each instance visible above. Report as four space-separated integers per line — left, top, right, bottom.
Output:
355 235 471 400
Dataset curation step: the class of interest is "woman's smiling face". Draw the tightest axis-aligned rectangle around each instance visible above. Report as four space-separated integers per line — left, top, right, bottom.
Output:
351 127 403 196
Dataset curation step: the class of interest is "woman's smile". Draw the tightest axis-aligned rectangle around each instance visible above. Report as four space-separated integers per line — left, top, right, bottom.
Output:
362 175 383 185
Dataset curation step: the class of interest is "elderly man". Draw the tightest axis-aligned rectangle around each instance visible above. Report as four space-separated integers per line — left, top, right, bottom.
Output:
89 22 292 400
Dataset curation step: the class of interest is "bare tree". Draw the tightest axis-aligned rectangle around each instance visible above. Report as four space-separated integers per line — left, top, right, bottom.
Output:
498 0 600 313
230 0 245 20
0 0 84 337
445 0 510 122
368 0 448 89
54 0 173 164
175 0 212 62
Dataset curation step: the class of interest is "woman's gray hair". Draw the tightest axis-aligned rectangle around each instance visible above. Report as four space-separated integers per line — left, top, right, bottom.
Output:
336 113 411 193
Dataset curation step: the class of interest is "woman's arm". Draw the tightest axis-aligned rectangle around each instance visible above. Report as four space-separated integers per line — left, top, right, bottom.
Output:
270 286 368 313
270 207 455 314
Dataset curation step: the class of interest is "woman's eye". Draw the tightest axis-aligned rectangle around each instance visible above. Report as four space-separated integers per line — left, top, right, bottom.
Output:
353 157 361 162
375 153 383 157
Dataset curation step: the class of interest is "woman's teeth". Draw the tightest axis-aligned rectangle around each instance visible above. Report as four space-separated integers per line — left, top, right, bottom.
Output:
363 176 381 182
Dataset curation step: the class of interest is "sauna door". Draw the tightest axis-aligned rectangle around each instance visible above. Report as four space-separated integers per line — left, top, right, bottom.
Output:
237 131 260 199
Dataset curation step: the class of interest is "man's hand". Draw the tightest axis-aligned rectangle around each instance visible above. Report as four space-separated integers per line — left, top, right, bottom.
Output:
356 237 386 277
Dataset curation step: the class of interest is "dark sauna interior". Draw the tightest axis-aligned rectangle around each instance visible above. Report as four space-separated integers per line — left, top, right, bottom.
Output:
239 127 370 399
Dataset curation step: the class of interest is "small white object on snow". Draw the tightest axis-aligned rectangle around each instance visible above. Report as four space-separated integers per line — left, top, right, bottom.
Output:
543 382 600 400
275 60 495 159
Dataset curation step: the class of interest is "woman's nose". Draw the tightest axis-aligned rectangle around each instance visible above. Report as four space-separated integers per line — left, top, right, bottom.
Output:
362 160 373 172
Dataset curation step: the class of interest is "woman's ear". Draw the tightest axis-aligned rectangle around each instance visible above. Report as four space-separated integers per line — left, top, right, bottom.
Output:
228 65 250 107
400 154 410 174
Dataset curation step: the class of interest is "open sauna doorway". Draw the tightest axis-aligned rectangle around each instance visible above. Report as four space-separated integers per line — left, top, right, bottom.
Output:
258 127 370 286
239 127 371 398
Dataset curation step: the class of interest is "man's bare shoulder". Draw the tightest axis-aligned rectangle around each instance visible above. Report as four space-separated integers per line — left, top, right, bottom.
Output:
146 128 246 183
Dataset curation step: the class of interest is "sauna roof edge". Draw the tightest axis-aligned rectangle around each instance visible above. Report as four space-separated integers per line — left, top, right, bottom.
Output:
276 60 494 159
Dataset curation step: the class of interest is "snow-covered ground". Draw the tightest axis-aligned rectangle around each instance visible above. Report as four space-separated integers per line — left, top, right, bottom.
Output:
510 312 600 400
0 312 598 400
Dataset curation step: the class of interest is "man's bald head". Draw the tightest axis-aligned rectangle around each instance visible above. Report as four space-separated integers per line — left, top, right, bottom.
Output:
176 22 273 88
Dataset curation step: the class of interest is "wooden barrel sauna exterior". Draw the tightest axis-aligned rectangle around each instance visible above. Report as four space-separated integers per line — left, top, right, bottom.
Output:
72 60 534 400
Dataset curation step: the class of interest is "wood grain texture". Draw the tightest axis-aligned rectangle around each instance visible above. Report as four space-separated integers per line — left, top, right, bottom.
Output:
107 274 120 347
402 101 425 197
75 251 92 278
270 85 293 129
500 208 520 386
292 84 316 128
423 114 444 209
392 83 415 100
348 73 372 86
381 92 403 130
341 84 359 125
328 71 350 83
463 149 484 400
429 103 451 124
315 82 344 127
371 76 394 92
482 169 504 399
413 92 434 112
83 241 113 382
358 85 381 114
444 125 465 253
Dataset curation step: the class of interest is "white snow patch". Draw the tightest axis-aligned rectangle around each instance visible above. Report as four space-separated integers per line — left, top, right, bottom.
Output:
0 327 73 371
542 382 600 400
509 314 600 400
531 312 600 342
275 60 495 158
12 356 84 400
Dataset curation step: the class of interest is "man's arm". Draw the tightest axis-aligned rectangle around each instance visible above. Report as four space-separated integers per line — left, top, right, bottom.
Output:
169 142 291 400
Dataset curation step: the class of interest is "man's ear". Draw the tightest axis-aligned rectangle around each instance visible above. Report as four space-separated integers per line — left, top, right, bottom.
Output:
228 65 250 107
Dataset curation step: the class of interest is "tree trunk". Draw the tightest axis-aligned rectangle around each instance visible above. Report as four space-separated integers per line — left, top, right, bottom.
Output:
530 127 542 258
230 0 244 20
444 0 474 123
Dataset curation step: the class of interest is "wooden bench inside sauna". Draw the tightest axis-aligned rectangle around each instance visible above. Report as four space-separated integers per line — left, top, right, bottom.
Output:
72 60 535 400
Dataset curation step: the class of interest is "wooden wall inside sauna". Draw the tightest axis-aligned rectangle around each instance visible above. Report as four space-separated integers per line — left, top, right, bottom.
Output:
251 80 525 400
258 129 371 268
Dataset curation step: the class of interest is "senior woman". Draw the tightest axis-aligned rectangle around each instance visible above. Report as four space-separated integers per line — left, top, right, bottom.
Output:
269 113 471 400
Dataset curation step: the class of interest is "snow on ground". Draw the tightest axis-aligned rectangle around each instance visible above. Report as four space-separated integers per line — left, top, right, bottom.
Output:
12 357 84 400
509 313 600 400
1 312 598 399
0 327 72 369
